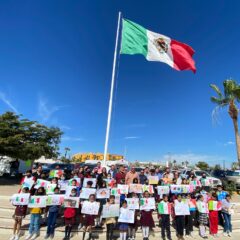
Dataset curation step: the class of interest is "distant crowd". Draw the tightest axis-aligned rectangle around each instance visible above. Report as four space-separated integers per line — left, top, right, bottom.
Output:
9 162 234 240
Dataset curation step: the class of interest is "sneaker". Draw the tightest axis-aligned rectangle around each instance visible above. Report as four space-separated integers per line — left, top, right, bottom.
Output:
44 235 49 239
228 233 232 237
203 237 208 239
223 233 228 237
25 234 32 240
9 235 16 240
30 233 40 240
14 236 19 240
50 234 54 239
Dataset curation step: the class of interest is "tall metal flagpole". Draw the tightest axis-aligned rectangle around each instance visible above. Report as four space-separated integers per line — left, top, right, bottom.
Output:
103 12 122 167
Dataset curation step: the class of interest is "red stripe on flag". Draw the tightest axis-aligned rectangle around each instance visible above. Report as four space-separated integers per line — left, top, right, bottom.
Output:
170 40 196 73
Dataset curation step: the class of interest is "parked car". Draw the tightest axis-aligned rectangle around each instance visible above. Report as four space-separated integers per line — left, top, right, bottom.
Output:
181 169 222 187
210 169 227 181
224 170 240 190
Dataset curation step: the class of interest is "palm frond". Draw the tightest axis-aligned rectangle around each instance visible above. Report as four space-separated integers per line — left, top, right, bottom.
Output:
210 84 223 98
223 79 238 98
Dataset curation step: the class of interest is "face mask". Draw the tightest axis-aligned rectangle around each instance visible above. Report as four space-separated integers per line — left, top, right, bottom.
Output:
71 193 76 196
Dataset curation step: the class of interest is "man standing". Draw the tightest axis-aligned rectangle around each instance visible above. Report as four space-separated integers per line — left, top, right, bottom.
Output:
115 165 126 184
125 167 139 185
108 165 117 179
139 169 148 184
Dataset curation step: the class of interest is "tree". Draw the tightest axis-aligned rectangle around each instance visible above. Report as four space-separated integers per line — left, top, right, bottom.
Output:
210 80 240 167
196 161 209 170
214 164 222 170
0 112 62 160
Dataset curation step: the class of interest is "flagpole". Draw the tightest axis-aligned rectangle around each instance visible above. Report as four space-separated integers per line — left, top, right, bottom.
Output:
103 12 122 167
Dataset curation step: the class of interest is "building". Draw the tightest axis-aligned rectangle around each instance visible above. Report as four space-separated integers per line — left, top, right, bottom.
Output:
72 152 124 162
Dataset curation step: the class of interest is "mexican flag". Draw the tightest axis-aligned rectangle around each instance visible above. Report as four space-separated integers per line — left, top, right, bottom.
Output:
121 19 196 73
158 202 171 214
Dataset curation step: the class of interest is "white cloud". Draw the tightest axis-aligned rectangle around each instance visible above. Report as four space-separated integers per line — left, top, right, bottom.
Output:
38 96 64 122
0 92 18 113
62 136 85 141
124 136 140 140
224 141 234 146
60 125 71 130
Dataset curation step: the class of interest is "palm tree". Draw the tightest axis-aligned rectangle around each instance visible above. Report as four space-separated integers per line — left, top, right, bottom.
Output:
64 147 71 158
210 79 240 166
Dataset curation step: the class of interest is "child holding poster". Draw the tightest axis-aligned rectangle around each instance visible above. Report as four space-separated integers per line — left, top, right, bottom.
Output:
128 192 139 240
45 187 61 239
25 187 46 240
63 188 77 240
140 191 155 240
173 194 185 240
82 194 98 240
10 187 30 240
208 192 220 237
159 194 172 240
105 195 117 240
197 195 208 239
118 200 129 240
185 193 195 237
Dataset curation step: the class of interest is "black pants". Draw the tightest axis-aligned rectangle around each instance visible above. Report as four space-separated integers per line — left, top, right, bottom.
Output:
161 214 171 239
106 223 114 240
185 213 193 235
175 216 184 237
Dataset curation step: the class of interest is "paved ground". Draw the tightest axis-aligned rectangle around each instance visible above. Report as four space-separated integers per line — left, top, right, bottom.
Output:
0 177 240 240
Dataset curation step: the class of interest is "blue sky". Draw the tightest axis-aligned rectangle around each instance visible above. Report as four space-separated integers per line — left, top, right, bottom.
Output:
0 0 239 167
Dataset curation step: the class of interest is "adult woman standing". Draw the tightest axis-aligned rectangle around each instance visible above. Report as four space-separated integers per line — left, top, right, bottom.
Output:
221 194 233 237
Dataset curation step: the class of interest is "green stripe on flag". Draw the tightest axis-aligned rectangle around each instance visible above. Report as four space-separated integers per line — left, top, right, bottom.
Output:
120 19 148 57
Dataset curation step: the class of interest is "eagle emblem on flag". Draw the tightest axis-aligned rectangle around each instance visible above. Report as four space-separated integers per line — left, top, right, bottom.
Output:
154 37 168 53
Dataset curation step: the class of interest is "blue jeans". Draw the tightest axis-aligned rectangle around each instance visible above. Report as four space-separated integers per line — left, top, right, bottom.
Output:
47 211 58 235
222 212 232 233
29 214 41 235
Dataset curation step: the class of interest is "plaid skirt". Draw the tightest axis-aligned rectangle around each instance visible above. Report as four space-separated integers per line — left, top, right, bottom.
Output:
198 213 208 225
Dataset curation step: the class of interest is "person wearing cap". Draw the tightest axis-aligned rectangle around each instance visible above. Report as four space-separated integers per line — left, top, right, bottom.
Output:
125 167 139 185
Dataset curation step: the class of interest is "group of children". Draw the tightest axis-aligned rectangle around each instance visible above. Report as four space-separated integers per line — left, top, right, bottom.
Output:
10 168 234 240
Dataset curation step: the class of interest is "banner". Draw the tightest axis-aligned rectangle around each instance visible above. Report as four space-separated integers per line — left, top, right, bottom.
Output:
158 202 171 214
118 208 135 223
181 185 194 193
142 185 154 194
190 180 201 187
81 201 100 215
83 178 97 188
208 200 222 211
174 201 190 215
140 198 155 210
125 198 139 210
170 185 182 194
68 178 81 187
110 188 120 196
46 184 57 195
201 179 212 186
46 194 65 206
102 204 120 218
28 196 47 208
129 184 143 194
117 184 129 194
197 201 209 213
64 197 79 208
11 193 30 206
80 188 96 199
59 180 69 191
96 188 110 199
157 186 170 196
21 177 35 191
49 170 63 178
148 176 159 185
106 178 115 189
65 186 77 197
34 179 50 189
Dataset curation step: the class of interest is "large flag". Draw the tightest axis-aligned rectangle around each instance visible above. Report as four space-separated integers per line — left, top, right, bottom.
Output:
121 19 196 73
